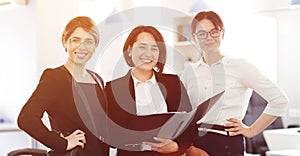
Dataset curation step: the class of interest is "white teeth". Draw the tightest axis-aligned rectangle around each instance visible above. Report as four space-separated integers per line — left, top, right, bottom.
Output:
76 53 87 58
141 59 152 63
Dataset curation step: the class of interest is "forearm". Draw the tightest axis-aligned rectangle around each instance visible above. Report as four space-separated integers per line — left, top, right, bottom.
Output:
18 110 67 153
225 114 278 138
248 113 277 138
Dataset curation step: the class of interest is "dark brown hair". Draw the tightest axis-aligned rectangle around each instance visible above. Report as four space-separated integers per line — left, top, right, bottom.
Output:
62 16 99 50
191 11 225 38
123 25 166 73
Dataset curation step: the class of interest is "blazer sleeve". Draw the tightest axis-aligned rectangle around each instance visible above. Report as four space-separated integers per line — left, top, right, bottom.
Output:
17 69 67 153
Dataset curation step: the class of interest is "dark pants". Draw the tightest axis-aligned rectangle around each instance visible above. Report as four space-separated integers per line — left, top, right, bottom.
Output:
193 129 244 156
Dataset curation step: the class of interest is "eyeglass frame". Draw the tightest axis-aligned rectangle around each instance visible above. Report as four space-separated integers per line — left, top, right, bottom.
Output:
193 28 222 40
69 37 96 49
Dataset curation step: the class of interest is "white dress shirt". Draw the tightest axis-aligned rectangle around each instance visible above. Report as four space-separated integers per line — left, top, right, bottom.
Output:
181 56 288 125
131 72 168 116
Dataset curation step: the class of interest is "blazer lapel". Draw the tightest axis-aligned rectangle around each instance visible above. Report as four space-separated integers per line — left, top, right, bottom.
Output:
124 71 137 114
154 72 168 104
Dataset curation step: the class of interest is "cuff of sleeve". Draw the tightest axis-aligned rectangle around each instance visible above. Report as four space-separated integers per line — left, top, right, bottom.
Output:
175 138 184 154
45 131 68 153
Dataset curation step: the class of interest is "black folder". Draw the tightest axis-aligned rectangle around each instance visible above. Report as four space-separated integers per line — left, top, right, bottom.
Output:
106 91 225 151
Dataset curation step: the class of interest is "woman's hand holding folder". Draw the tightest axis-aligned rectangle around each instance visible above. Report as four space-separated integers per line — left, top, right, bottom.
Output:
143 137 179 153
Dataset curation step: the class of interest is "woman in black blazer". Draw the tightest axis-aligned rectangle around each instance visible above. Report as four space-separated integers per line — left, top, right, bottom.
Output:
105 25 196 156
17 16 109 156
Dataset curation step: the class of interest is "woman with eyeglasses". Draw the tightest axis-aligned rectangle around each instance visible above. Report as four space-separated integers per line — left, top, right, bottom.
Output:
180 11 288 156
18 16 109 156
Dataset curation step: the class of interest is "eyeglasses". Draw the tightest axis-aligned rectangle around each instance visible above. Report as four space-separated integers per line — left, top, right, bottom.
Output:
193 28 221 39
69 37 96 49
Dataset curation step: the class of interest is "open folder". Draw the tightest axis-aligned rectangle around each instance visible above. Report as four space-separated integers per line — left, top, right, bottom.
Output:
107 91 225 151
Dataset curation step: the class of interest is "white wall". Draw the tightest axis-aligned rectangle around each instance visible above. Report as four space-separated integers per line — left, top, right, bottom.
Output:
252 0 300 126
276 10 300 126
0 0 80 121
0 1 38 154
0 0 37 124
35 0 79 73
0 0 80 123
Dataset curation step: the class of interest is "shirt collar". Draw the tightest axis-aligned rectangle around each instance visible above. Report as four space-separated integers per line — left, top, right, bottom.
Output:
131 71 157 87
194 55 230 67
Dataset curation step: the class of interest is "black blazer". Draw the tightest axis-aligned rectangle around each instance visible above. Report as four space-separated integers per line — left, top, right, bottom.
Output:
105 70 195 156
18 66 109 156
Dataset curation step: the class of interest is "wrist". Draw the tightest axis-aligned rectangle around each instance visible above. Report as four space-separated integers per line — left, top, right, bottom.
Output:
247 126 257 138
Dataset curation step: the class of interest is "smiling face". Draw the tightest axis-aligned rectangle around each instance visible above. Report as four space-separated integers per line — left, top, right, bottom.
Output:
64 27 96 66
130 32 159 72
194 19 222 55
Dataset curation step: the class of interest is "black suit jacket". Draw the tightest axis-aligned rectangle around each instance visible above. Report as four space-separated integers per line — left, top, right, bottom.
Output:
18 66 109 155
105 70 196 156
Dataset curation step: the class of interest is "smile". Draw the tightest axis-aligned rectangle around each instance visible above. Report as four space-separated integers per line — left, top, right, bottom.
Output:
75 52 88 58
140 58 153 63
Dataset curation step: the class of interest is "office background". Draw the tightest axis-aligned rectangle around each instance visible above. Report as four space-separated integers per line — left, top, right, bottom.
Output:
0 0 300 155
